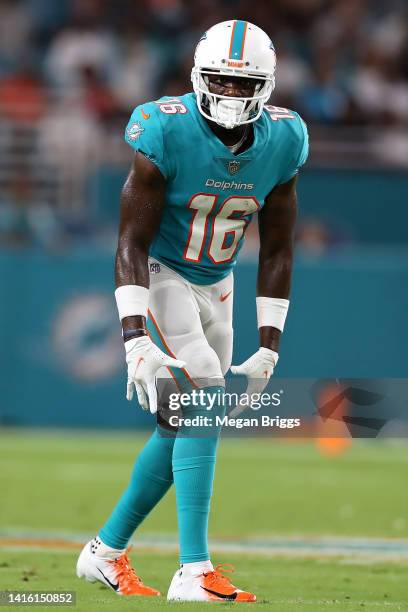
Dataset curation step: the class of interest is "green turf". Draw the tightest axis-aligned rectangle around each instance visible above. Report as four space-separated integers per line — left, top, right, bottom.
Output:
0 550 406 611
1 430 408 610
1 430 408 538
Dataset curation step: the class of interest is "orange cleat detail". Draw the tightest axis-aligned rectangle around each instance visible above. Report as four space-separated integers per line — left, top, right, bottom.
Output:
201 564 256 603
109 550 160 596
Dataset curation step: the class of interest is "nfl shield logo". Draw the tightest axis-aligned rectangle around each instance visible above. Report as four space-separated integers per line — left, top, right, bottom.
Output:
150 262 161 274
228 160 241 175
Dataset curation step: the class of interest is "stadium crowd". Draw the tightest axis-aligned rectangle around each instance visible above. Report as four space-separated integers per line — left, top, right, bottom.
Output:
1 0 407 126
0 0 407 249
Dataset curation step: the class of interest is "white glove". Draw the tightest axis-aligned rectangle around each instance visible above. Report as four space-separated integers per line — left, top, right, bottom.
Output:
230 348 279 416
125 335 186 414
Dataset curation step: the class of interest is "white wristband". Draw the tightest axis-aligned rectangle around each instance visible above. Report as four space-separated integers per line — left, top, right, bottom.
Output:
115 285 149 321
256 297 290 332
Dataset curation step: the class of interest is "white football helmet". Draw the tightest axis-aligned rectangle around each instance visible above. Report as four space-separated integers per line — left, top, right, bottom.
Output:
192 20 276 130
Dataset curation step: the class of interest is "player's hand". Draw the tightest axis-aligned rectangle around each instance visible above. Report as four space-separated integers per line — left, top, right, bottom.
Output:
125 335 186 414
230 348 279 415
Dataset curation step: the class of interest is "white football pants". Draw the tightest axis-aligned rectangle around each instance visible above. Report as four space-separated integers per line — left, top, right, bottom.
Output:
147 258 233 385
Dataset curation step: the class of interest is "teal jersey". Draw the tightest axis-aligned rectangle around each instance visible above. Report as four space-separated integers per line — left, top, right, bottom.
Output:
125 93 308 285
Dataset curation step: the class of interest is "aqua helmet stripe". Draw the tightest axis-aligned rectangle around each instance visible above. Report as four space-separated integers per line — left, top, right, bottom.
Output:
229 20 248 60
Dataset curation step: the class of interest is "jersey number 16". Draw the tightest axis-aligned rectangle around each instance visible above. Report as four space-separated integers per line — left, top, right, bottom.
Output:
184 193 259 265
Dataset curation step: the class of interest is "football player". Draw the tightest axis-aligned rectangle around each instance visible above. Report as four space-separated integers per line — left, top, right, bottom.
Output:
77 20 308 602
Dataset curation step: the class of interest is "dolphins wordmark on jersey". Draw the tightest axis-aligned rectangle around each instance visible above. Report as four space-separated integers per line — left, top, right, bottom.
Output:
125 92 308 285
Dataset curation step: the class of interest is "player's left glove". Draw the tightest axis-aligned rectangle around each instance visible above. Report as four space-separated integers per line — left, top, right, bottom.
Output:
230 348 279 413
125 335 186 414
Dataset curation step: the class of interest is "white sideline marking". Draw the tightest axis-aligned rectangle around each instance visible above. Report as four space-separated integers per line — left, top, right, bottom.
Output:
1 529 408 561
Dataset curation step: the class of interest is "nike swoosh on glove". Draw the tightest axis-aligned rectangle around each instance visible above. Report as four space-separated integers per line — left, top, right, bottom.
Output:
230 348 279 416
125 336 185 414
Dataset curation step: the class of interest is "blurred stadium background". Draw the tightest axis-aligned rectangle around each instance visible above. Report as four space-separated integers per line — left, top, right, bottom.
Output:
0 1 407 608
0 0 407 426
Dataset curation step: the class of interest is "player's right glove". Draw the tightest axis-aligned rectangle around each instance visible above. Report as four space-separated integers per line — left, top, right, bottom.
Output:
125 335 186 414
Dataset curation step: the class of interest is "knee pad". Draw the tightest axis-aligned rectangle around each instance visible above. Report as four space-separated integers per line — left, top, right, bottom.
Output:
204 321 233 376
177 338 223 381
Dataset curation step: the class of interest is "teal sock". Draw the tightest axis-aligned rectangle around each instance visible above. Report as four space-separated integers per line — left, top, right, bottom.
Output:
99 428 175 549
172 385 225 564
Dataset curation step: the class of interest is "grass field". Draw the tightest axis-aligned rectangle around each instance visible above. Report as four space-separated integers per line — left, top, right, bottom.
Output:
2 551 407 611
1 430 407 610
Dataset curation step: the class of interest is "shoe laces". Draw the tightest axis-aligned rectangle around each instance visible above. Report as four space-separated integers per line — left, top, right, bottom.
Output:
109 548 142 589
203 563 235 588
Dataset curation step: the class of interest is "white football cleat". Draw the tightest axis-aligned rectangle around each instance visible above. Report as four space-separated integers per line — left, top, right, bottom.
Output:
167 563 256 603
76 538 160 597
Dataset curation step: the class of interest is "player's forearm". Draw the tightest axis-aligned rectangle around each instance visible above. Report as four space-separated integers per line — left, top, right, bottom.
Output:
256 245 293 352
115 241 150 336
115 238 150 289
258 326 280 353
114 155 166 341
257 242 293 298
